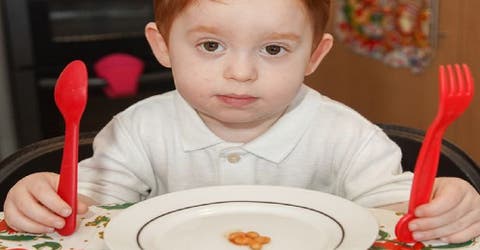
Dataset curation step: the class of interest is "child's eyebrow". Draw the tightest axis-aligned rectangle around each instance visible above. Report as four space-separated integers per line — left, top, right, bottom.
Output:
187 26 301 43
264 32 301 42
187 25 222 35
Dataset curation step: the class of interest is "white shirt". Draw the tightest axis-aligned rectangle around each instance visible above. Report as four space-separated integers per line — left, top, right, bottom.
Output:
78 85 412 207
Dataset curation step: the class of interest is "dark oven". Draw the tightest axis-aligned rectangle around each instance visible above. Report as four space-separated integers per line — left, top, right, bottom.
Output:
2 0 175 146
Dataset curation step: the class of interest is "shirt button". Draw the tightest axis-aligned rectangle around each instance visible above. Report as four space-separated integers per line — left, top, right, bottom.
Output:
227 153 241 163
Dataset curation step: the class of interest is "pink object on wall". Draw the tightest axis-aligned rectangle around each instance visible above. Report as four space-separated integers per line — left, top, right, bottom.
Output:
94 53 145 98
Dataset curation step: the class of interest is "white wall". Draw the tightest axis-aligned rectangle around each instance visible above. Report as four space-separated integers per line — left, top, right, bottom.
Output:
0 4 18 159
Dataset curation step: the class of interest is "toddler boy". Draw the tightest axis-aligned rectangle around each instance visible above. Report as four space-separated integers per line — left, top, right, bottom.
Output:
4 0 480 243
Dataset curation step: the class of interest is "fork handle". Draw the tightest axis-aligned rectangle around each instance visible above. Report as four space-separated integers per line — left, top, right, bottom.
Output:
56 122 79 236
407 125 446 213
395 125 445 242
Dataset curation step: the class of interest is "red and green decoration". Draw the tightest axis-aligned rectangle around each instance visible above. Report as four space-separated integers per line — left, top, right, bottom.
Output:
370 229 476 250
335 0 437 73
0 203 134 250
0 219 62 250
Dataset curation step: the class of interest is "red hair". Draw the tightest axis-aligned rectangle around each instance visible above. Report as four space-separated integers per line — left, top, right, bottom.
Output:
153 0 331 45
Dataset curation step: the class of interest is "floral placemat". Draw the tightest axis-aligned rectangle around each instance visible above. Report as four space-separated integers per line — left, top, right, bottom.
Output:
369 209 478 250
0 203 133 250
0 205 477 250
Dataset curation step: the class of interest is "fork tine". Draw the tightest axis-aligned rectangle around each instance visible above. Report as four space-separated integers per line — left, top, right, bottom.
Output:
439 65 448 96
462 64 474 95
446 64 456 95
455 64 465 94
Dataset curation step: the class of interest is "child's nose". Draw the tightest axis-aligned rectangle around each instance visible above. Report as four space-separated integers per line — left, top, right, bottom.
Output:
223 53 257 83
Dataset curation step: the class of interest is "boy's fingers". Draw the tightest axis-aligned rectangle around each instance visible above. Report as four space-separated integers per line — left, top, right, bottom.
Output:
15 192 67 230
440 220 480 243
415 180 462 217
411 208 459 231
413 194 471 229
77 200 89 214
25 174 72 218
415 195 457 217
413 209 480 243
32 186 72 217
3 202 55 234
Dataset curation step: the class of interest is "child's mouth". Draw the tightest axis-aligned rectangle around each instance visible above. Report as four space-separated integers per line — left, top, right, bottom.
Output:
217 94 258 107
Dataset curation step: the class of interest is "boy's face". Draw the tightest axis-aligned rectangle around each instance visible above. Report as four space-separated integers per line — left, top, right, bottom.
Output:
148 0 332 130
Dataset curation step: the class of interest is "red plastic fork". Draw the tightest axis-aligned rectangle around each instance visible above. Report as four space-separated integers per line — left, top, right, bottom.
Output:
395 64 475 242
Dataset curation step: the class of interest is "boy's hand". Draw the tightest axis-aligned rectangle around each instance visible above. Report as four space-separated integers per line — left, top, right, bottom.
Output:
409 177 480 243
3 172 89 233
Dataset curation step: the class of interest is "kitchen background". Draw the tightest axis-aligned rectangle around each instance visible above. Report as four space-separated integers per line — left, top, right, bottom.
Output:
0 1 479 165
0 2 16 159
0 0 176 160
307 0 479 164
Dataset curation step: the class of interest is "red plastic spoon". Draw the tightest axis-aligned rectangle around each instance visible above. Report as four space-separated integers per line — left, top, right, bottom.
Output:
54 60 88 236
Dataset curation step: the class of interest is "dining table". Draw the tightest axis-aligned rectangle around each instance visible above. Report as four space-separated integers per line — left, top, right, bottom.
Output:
0 203 478 250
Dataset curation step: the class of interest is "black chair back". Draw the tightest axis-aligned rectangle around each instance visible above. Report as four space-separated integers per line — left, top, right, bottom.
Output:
0 132 96 209
378 123 480 192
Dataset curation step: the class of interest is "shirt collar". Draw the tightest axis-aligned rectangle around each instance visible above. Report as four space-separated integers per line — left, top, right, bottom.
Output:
175 85 318 163
243 85 318 163
175 92 223 151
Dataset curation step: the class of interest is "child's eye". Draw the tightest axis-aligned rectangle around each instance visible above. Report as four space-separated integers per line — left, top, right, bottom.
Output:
200 41 224 53
261 45 287 56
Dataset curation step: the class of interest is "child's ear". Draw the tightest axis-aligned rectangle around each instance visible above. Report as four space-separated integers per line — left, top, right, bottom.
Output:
305 33 333 76
145 22 171 68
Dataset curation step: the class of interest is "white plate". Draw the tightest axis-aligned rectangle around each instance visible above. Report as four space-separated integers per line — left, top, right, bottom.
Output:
104 185 378 250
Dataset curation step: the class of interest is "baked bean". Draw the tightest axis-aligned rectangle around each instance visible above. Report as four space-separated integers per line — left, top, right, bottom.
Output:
256 236 271 244
229 232 245 241
246 231 260 238
250 242 262 250
228 230 271 250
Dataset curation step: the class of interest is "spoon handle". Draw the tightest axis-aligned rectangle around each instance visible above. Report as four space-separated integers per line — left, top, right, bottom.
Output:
56 122 79 236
